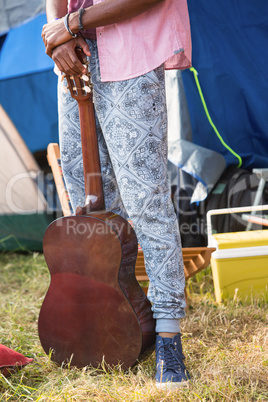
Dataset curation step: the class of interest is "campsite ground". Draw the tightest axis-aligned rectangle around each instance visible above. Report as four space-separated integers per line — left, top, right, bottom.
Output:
0 252 267 401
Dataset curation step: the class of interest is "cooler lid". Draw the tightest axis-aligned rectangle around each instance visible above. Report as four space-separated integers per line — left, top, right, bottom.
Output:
212 230 268 249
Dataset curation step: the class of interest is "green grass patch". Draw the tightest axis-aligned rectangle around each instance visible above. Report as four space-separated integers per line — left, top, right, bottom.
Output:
0 253 267 401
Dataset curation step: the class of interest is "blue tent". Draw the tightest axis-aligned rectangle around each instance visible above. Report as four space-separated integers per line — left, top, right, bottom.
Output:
1 3 267 164
0 14 58 251
182 0 268 169
0 14 58 153
0 2 267 250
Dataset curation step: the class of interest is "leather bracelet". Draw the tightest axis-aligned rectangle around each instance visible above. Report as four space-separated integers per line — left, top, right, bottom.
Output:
78 8 85 30
64 13 77 38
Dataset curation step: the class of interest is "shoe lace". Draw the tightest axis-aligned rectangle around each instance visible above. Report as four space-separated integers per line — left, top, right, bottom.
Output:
157 342 186 373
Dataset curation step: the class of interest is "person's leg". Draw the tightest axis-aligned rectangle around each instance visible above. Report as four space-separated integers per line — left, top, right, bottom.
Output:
88 41 189 387
57 65 127 218
57 77 85 212
89 45 185 325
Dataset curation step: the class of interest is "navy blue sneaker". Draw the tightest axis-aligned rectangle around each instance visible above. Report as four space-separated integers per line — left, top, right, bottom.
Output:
155 334 190 389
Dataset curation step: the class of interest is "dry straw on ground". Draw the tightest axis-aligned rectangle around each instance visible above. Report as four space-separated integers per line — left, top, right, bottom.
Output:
0 252 267 401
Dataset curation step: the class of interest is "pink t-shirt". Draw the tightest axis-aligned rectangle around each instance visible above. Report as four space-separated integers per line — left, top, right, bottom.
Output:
68 0 192 82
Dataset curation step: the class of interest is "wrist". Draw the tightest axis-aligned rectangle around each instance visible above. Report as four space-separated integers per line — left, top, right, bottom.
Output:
68 11 80 35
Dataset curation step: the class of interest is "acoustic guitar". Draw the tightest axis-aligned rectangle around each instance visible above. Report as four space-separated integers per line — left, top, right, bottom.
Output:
38 48 156 369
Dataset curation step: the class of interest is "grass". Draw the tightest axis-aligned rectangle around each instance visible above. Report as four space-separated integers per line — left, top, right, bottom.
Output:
0 252 267 401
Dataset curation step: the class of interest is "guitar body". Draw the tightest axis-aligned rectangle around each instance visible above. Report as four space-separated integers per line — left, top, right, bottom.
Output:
38 211 155 369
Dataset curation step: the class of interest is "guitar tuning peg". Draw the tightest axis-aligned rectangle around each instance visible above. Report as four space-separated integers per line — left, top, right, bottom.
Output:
81 74 89 82
63 86 69 93
83 86 91 93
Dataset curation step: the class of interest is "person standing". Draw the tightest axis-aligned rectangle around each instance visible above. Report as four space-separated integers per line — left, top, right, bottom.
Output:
42 0 192 388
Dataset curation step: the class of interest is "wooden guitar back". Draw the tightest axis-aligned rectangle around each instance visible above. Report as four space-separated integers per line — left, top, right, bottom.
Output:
38 211 155 369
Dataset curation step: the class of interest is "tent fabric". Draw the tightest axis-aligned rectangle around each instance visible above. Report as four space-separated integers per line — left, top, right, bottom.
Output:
166 70 193 145
182 0 268 170
0 0 45 35
1 4 267 160
0 14 58 153
0 70 58 153
0 14 53 79
0 2 267 227
168 139 226 203
0 105 48 214
166 69 226 203
0 34 7 50
0 106 54 251
0 213 53 251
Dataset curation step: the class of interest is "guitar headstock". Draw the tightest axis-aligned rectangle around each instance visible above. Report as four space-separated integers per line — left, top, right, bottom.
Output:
65 47 93 102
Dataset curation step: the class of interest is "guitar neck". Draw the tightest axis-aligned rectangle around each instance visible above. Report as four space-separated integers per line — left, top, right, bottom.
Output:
77 98 105 213
65 47 105 214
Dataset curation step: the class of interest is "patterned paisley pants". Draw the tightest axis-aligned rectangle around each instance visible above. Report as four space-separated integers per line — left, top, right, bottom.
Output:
58 40 186 332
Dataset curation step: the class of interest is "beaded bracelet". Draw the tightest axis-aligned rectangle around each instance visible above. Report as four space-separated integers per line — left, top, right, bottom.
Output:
64 13 77 38
78 8 85 30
